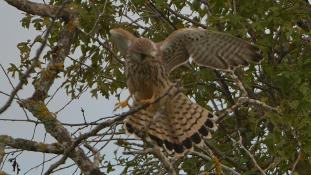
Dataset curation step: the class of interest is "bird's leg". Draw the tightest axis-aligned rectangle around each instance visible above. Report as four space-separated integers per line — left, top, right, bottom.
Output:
114 95 132 111
138 94 156 105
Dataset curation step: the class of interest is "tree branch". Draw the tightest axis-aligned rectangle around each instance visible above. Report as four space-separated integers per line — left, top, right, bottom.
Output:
0 135 63 154
166 6 207 28
0 143 4 164
191 151 241 175
291 131 302 174
4 0 78 21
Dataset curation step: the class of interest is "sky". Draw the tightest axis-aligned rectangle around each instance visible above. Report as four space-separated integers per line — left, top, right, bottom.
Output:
0 1 125 174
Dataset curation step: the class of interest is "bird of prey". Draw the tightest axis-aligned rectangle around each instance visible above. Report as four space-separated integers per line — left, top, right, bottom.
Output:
110 28 262 155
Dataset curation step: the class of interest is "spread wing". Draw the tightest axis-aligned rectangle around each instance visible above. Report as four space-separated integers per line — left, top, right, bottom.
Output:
159 28 263 73
110 28 137 56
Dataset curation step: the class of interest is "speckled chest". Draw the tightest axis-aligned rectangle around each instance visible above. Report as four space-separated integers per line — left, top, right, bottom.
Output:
125 59 169 91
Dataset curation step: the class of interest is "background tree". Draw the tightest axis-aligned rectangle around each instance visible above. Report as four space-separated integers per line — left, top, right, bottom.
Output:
0 0 310 174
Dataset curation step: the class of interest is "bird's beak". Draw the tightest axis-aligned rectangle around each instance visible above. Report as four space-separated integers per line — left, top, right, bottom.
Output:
150 51 157 58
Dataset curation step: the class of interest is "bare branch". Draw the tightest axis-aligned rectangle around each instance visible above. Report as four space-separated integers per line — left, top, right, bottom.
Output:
0 135 63 154
84 143 102 168
151 146 176 175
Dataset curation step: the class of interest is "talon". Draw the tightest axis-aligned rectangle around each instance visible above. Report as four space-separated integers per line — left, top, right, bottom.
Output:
114 96 132 111
138 95 155 105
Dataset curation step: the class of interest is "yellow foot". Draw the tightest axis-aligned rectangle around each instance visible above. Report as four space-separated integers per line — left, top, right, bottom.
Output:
138 95 156 105
114 96 131 111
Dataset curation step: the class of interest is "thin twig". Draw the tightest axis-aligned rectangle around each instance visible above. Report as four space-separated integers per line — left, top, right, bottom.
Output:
146 1 177 30
0 64 30 119
243 98 280 113
24 155 60 175
228 70 248 97
55 86 88 114
78 28 124 65
166 6 207 28
217 71 280 122
290 130 302 174
151 146 177 175
230 131 266 175
85 0 108 36
191 151 241 175
83 143 102 168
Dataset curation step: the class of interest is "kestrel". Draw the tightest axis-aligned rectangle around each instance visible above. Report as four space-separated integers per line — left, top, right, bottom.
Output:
110 28 262 155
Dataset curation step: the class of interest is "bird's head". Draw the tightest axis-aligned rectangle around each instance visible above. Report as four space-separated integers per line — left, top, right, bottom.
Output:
127 38 158 62
110 28 158 62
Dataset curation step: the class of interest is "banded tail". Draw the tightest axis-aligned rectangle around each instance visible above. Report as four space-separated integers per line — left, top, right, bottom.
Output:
124 89 218 155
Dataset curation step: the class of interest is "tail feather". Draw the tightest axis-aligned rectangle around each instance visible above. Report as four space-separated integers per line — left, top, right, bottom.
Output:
124 91 218 156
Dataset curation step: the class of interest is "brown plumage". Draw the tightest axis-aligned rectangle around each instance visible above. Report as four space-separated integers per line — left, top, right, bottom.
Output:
110 28 262 155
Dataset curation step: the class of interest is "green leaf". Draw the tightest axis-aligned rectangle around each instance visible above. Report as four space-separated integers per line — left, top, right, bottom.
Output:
107 162 115 173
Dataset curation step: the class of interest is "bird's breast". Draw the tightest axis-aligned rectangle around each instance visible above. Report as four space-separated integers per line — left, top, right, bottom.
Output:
126 60 171 99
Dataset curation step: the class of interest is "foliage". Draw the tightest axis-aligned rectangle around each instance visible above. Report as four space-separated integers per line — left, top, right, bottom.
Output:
3 0 311 174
